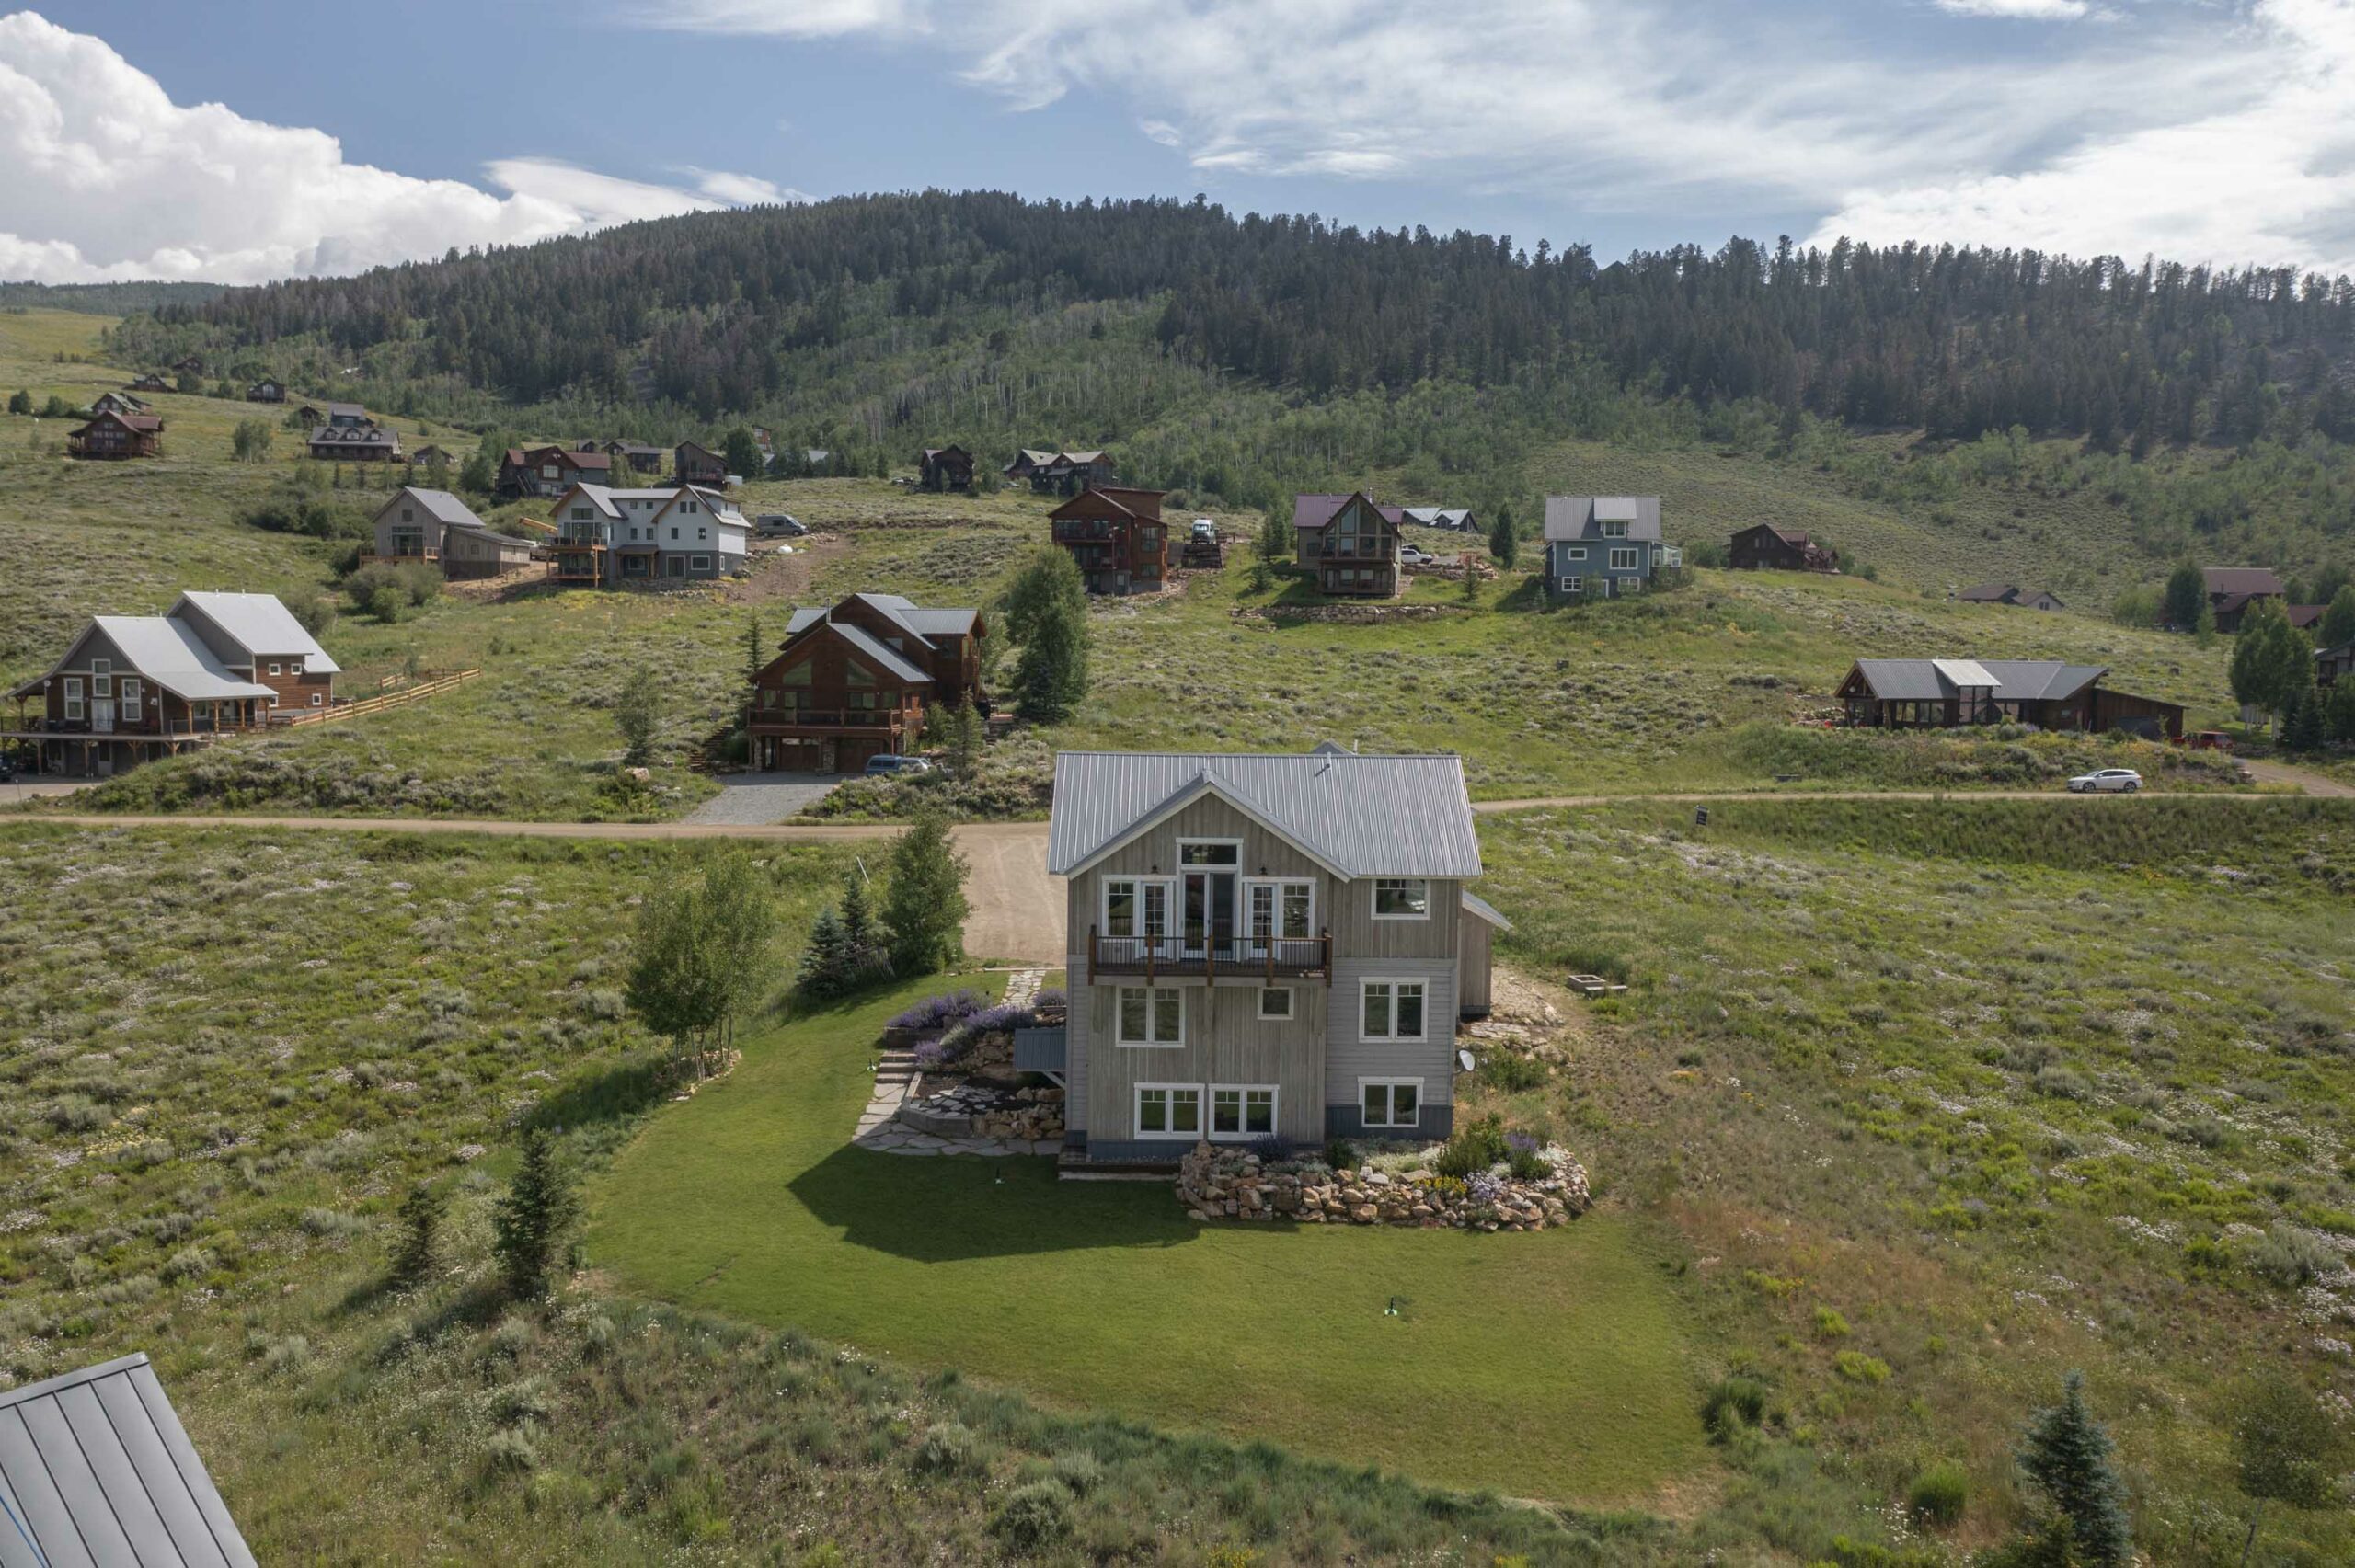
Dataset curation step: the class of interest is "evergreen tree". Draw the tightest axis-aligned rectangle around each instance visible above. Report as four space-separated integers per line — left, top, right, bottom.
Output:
2014 1372 2132 1568
797 906 853 997
2162 561 2207 632
2317 585 2355 650
2327 679 2355 745
2283 686 2326 752
929 700 981 775
1488 504 1518 570
492 1127 577 1299
1257 504 1292 565
614 667 662 764
881 810 969 975
742 610 765 739
390 1181 442 1288
6 389 30 415
839 867 879 965
1003 547 1090 721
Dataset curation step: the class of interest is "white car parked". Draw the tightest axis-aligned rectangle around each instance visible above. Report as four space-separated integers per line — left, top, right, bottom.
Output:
2067 768 2142 794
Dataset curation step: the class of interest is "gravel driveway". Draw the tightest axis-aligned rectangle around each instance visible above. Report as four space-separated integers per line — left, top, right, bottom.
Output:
683 772 845 826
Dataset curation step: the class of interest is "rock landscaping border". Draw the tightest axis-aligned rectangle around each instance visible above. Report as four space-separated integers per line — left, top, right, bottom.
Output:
1177 1144 1591 1230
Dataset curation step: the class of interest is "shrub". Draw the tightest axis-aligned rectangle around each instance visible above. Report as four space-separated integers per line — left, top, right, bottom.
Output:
1701 1376 1769 1440
1030 988 1067 1018
2246 1226 2338 1288
990 1479 1074 1551
1909 1459 1970 1527
1048 1450 1101 1495
1247 1133 1296 1163
1432 1115 1511 1179
889 990 986 1033
1478 1053 1546 1093
966 1001 1037 1036
1833 1351 1890 1384
1812 1307 1852 1339
1323 1138 1361 1171
912 1422 983 1476
1503 1131 1551 1180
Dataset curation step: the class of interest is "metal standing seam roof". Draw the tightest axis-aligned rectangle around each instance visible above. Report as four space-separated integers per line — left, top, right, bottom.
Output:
385 486 485 530
1541 496 1663 544
174 593 340 674
1849 658 2104 704
1047 750 1482 879
1459 889 1513 930
68 618 277 704
0 1351 258 1568
824 623 934 685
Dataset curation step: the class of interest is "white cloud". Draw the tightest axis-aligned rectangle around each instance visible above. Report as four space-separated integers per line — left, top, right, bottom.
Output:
0 11 793 283
638 0 2354 273
1933 0 2091 19
682 167 811 204
1808 0 2355 274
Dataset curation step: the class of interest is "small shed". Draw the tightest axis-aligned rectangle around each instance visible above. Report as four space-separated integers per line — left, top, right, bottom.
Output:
1457 890 1512 1020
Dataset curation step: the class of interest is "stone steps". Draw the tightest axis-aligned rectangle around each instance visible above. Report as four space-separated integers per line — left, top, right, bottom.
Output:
875 1049 921 1086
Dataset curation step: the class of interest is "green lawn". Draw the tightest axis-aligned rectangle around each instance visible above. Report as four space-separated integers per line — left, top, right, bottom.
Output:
585 978 1711 1505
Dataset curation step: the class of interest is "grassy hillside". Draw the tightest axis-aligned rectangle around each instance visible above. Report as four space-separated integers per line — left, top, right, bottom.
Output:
6 804 2349 1561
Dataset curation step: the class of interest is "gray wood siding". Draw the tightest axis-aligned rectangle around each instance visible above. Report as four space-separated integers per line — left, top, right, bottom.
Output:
1081 980 1327 1145
1327 876 1459 961
1064 793 1330 943
1457 916 1492 1016
1326 956 1458 1112
1063 970 1090 1132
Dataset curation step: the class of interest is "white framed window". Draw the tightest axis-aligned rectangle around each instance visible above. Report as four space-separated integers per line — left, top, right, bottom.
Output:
1257 987 1294 1021
1564 546 1586 560
121 679 142 724
1102 876 1175 941
1177 838 1242 867
310 692 323 707
1361 1079 1423 1129
1116 985 1185 1047
269 693 280 708
1135 1083 1202 1140
1372 877 1430 920
63 676 83 720
1242 877 1315 942
1559 577 1582 595
1610 547 1640 571
690 555 711 571
1602 519 1628 538
90 658 111 697
1210 1085 1278 1140
1360 979 1428 1042
268 662 282 677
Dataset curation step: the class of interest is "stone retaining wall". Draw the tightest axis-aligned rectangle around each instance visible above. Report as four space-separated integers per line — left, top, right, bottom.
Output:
1177 1145 1591 1231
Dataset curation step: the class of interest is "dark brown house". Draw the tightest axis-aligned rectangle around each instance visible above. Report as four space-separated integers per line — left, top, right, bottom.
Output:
498 443 612 499
89 391 150 418
130 372 171 393
308 422 400 462
1293 491 1400 597
1835 658 2182 739
2319 642 2354 689
919 445 975 491
1958 583 2065 612
750 592 986 773
247 379 286 403
1010 447 1113 494
1729 522 1837 573
2205 567 2284 632
1050 486 1169 595
675 441 727 488
66 409 163 460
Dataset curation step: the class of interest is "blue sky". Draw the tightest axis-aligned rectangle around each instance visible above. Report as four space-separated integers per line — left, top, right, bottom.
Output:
6 1 2353 283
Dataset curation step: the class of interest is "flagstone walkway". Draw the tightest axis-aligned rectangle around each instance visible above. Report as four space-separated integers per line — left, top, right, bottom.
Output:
851 967 1060 1157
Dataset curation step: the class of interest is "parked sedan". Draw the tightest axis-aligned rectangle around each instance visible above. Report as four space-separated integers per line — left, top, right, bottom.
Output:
2067 767 2143 794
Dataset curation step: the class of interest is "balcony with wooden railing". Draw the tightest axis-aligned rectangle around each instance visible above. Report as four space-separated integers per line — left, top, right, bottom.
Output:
1086 928 1332 984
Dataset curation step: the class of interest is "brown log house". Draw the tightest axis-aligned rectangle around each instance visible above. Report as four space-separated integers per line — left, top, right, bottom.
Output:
748 593 986 773
1050 486 1169 595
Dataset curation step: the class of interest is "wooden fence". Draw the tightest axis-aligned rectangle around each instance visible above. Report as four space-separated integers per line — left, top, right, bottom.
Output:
281 668 481 727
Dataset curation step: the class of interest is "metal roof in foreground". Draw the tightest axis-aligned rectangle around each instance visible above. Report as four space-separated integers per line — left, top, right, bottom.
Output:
0 1352 255 1568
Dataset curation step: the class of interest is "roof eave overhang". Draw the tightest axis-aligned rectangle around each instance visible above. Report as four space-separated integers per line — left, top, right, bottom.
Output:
1056 773 1356 881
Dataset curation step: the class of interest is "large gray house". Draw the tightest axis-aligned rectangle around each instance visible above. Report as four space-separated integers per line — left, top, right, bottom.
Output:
546 481 749 587
1036 746 1510 1170
1542 496 1682 601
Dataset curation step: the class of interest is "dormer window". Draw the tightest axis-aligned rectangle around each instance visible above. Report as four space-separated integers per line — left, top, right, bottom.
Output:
1601 520 1628 538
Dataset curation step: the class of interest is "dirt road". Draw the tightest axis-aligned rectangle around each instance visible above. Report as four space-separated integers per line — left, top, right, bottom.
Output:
16 776 2348 966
